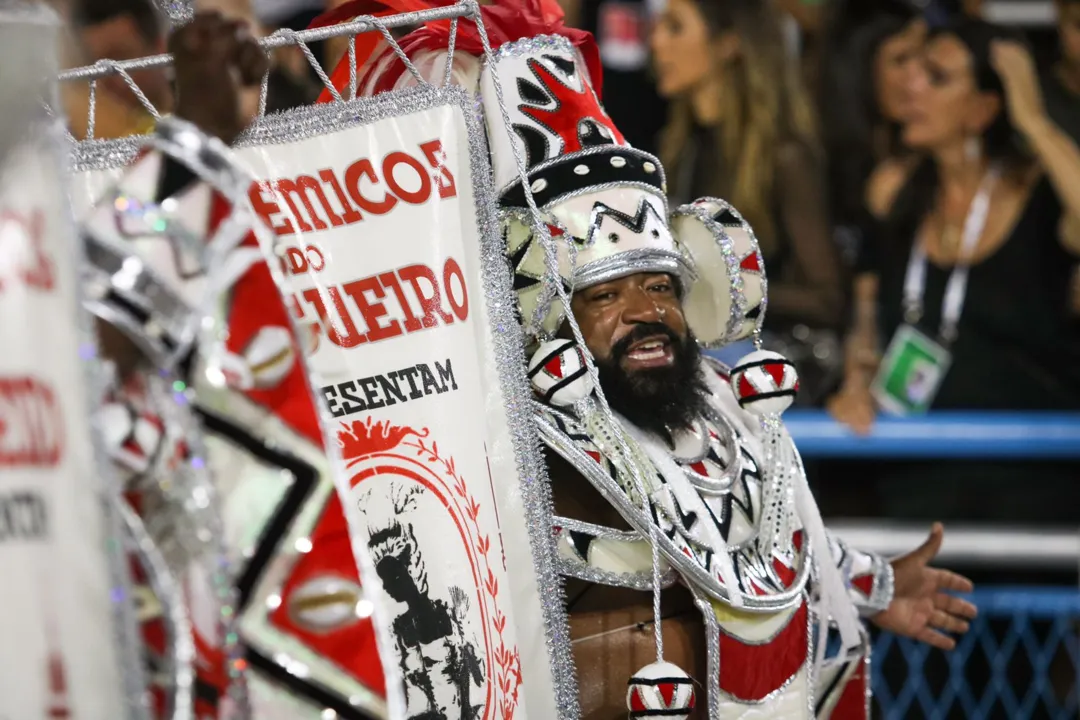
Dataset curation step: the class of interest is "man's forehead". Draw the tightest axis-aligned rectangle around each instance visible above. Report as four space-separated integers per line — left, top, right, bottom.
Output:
586 271 675 290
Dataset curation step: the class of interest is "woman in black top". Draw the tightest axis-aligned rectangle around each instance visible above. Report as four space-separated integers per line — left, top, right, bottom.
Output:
819 0 926 262
828 19 1080 521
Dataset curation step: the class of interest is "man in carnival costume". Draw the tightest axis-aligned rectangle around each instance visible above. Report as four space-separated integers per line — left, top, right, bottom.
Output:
291 0 980 716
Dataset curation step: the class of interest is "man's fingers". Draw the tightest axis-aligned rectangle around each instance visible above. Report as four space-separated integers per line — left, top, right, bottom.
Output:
936 593 978 620
204 18 245 63
938 569 974 594
172 13 242 63
916 627 956 651
171 11 222 56
235 36 269 86
914 522 944 562
930 609 969 634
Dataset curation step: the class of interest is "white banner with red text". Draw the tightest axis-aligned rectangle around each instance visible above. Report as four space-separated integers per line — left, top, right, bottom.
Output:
0 125 135 718
229 88 569 720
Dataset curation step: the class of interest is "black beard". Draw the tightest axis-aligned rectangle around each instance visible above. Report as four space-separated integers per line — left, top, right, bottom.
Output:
594 323 710 437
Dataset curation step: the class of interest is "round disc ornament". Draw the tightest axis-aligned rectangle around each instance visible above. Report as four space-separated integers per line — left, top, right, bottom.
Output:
730 349 799 416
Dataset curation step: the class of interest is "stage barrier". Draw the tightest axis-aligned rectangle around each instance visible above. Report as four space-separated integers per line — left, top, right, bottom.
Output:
793 411 1080 717
785 410 1080 458
872 586 1080 719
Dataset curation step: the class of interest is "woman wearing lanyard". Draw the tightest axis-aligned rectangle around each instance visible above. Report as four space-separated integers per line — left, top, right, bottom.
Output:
828 19 1080 523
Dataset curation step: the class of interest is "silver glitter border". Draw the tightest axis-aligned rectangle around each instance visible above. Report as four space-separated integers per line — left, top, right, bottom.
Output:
490 32 575 62
865 554 895 617
452 83 583 719
694 586 813 713
706 197 769 344
574 248 690 291
692 587 722 718
552 516 679 591
118 499 194 720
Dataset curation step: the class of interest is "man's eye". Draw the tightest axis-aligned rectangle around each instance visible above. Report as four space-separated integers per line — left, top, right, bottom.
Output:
649 283 672 294
591 291 616 302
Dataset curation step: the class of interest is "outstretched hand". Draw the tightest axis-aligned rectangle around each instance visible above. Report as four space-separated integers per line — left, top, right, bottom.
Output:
170 12 268 145
871 523 977 650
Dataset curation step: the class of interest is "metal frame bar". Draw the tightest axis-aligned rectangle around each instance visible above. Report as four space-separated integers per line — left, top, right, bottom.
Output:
58 2 476 83
786 410 1080 459
984 0 1057 27
828 520 1080 569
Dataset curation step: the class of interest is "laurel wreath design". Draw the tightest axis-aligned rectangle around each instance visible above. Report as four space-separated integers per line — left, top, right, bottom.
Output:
400 435 523 720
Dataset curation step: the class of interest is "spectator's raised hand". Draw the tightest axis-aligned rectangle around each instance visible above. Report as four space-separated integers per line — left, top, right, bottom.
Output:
827 319 880 435
991 39 1047 137
170 11 267 144
827 382 876 435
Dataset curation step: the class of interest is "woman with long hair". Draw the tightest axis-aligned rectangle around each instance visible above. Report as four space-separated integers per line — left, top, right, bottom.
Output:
819 0 926 240
650 0 844 402
829 19 1080 521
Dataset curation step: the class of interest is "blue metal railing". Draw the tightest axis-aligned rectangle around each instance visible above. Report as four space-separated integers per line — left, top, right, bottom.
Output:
785 411 1080 458
873 587 1080 719
786 413 1080 716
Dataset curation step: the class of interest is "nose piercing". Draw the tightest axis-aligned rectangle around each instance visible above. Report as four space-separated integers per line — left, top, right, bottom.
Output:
654 303 666 318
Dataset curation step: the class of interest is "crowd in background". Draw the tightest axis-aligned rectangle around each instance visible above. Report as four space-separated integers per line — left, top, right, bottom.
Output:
61 0 1080 529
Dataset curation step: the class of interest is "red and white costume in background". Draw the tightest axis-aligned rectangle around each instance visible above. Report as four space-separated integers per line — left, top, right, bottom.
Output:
297 1 895 717
79 130 240 720
78 118 388 718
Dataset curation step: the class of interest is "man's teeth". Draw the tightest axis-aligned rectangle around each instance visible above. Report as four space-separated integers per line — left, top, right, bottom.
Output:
629 341 667 359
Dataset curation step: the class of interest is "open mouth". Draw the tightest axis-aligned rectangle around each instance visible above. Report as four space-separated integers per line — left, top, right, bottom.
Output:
623 335 674 368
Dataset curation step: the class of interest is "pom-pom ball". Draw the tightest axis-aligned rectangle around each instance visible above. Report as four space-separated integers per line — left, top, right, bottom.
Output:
626 661 696 719
730 349 799 416
527 340 593 407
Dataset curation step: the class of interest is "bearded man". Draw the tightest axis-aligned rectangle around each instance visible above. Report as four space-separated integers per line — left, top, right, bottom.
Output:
540 262 978 717
470 21 979 719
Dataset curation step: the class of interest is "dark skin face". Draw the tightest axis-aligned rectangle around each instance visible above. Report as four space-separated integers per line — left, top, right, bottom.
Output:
570 272 687 370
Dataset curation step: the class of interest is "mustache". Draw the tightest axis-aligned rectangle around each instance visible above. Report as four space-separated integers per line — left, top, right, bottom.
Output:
611 323 681 362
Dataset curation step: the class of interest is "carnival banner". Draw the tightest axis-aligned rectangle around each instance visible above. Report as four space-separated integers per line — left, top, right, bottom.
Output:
231 87 566 720
0 125 136 718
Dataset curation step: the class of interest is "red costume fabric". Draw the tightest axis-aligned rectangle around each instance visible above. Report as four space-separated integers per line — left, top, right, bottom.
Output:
310 0 603 102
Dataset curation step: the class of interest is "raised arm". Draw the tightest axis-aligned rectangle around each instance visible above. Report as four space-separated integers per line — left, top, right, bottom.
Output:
993 40 1080 254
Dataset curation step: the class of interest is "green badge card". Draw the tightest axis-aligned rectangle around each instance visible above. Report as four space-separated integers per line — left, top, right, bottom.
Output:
871 324 952 416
